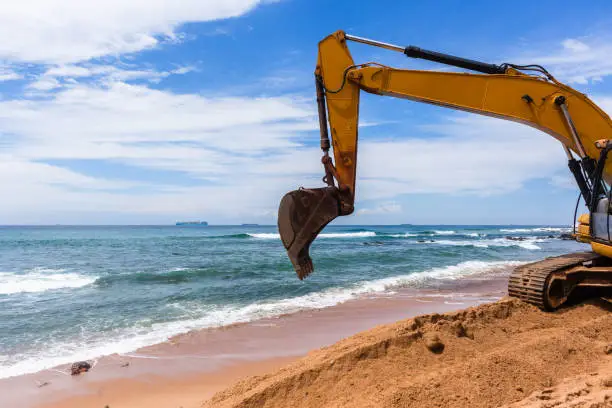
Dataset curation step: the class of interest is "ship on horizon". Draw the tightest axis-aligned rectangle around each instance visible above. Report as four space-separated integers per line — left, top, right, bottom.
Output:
175 221 208 226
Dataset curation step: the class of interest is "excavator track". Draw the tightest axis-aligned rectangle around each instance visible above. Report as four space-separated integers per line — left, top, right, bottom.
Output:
508 252 600 310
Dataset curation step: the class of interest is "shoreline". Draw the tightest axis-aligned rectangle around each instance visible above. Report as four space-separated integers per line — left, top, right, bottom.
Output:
1 259 521 380
3 274 510 408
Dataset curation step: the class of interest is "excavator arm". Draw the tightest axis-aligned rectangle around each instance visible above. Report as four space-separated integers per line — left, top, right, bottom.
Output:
279 30 612 279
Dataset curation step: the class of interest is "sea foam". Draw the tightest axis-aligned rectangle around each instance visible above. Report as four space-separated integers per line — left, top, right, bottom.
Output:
433 230 456 235
248 231 376 239
0 268 96 295
499 227 571 233
423 238 544 250
0 259 522 379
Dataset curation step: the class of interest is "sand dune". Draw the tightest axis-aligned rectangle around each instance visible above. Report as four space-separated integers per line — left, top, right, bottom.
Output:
205 298 612 408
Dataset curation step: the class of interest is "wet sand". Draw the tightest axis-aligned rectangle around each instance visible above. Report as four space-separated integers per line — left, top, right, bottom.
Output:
1 275 508 408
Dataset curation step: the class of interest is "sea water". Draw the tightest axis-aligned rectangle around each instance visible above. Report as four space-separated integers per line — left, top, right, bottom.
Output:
0 224 584 378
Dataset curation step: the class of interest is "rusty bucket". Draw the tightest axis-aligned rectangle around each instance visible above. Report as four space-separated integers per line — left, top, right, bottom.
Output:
277 187 341 279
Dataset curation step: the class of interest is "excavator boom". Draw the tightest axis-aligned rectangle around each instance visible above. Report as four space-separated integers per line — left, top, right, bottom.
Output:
278 31 612 297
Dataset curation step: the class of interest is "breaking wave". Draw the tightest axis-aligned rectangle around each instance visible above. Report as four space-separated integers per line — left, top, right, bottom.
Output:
384 233 419 238
421 238 544 250
212 228 563 241
0 268 96 295
433 230 456 235
247 231 377 239
0 259 522 379
357 260 525 291
499 227 571 233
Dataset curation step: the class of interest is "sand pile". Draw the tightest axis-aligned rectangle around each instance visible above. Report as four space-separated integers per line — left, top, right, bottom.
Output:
501 365 612 408
205 298 611 408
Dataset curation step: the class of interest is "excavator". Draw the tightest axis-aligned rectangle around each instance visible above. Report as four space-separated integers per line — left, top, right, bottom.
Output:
278 30 612 311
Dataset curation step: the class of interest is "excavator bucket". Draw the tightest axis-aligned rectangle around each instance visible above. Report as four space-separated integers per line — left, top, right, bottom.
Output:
278 187 341 279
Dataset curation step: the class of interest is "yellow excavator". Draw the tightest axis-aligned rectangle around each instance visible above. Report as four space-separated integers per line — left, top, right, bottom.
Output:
278 30 612 310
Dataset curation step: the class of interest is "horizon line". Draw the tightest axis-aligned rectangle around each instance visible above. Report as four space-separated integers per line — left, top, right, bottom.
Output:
0 223 572 227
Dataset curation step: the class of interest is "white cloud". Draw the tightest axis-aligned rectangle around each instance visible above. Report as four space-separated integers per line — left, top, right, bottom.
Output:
45 65 94 78
357 202 402 215
526 36 612 84
43 64 195 82
0 11 608 223
0 67 21 82
0 0 267 64
562 39 590 53
23 63 198 94
354 115 569 202
594 96 612 114
27 77 61 91
549 174 577 190
0 78 580 223
0 159 135 191
0 79 322 222
0 82 312 155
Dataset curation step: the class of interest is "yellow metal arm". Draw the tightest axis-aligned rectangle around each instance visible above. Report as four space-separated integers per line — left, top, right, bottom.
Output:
317 31 612 198
278 30 612 279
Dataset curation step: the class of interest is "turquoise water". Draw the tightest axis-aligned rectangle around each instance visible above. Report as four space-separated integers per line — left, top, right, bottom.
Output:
0 224 585 378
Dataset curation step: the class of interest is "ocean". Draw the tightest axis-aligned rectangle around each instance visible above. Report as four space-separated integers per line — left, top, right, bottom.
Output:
0 224 585 379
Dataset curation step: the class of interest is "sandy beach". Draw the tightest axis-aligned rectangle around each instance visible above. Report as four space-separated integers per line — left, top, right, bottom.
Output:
3 274 508 408
4 270 611 408
3 271 610 408
209 297 611 408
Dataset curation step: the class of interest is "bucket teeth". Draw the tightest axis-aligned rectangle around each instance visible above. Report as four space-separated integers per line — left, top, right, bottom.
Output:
296 258 314 280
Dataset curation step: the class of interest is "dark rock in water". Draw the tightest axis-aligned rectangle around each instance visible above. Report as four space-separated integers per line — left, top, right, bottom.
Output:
417 239 435 243
547 235 555 239
505 236 527 241
559 233 574 240
363 241 385 246
71 361 92 375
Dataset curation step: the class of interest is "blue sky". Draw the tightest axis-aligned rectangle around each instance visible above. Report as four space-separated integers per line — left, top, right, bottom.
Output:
0 0 611 225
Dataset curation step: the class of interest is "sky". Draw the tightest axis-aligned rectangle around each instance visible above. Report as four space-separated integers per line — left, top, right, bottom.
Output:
1 1 612 225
